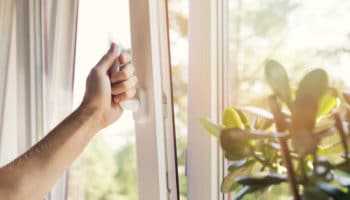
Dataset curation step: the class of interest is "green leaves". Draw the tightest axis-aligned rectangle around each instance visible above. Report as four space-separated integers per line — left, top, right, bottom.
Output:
232 173 287 199
220 129 251 161
240 106 274 130
220 128 278 161
317 88 338 117
200 118 223 138
223 108 244 129
316 182 350 200
235 173 287 186
200 61 350 199
221 159 255 192
265 60 292 107
302 186 329 200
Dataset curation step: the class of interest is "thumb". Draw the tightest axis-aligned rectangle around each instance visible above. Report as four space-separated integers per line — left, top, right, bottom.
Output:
95 43 118 72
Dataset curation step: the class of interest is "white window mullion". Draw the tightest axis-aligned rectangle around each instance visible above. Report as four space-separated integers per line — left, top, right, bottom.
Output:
188 0 227 199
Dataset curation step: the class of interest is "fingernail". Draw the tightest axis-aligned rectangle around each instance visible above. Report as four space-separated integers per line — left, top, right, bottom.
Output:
110 43 116 52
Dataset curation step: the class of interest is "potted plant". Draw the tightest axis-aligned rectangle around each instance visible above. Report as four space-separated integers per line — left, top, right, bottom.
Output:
201 60 350 199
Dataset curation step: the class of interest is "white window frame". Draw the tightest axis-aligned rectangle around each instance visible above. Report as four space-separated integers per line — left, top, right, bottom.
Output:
188 0 230 199
129 0 179 200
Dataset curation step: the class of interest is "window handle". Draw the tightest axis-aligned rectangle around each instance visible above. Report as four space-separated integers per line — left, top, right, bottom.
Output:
112 42 140 113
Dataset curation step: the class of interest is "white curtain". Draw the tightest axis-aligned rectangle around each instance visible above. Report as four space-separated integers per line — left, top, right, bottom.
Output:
43 1 79 199
0 0 79 199
0 0 17 165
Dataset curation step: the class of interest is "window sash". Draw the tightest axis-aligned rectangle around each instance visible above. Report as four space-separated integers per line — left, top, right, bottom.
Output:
129 0 179 199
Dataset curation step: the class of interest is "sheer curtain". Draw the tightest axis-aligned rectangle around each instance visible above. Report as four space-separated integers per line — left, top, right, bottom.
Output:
0 0 17 165
0 0 79 199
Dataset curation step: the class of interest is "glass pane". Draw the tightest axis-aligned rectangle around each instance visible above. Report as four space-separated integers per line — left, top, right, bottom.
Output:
228 0 350 199
68 1 138 200
167 0 189 199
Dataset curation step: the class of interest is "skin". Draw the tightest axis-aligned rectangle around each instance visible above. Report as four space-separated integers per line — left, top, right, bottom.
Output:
0 43 138 200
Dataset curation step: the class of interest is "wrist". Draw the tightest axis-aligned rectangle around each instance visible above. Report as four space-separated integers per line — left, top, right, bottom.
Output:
77 103 104 132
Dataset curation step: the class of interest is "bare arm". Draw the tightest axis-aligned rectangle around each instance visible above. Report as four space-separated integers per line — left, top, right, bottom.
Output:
0 43 137 200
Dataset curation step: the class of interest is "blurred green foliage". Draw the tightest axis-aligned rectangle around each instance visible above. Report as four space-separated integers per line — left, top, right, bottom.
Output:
68 136 138 200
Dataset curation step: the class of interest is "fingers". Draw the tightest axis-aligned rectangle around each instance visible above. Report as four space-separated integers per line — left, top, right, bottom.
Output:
95 43 118 72
108 48 137 105
113 88 137 104
111 63 135 83
119 53 130 65
111 75 138 95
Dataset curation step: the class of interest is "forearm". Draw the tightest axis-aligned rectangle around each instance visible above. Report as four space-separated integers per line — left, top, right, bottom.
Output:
0 105 102 200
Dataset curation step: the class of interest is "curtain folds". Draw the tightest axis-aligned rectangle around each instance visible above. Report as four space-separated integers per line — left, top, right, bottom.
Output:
43 1 79 199
0 0 16 165
0 0 79 199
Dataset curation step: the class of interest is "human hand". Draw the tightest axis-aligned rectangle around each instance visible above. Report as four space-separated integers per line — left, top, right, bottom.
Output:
80 43 137 129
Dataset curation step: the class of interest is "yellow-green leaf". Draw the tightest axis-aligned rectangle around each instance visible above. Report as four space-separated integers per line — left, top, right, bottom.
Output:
221 161 255 192
223 108 244 129
200 118 223 138
235 107 251 129
317 88 339 118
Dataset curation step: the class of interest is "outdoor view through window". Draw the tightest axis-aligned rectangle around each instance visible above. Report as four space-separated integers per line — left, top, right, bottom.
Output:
227 0 350 199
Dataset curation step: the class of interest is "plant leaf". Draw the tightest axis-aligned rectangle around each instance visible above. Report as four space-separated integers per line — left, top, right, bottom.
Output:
200 118 223 138
317 88 339 118
228 159 255 172
221 128 276 140
316 182 350 200
293 69 329 130
235 107 251 129
303 186 329 200
291 130 318 157
334 170 350 190
291 69 328 156
221 160 255 192
343 90 350 105
235 173 287 186
220 129 251 160
223 108 244 129
240 106 274 130
241 106 274 120
234 186 259 200
264 60 291 107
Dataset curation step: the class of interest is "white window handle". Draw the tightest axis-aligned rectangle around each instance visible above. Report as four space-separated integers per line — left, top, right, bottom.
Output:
112 42 140 113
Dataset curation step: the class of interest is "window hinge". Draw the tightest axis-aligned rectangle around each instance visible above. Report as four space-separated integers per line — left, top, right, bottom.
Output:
166 171 172 199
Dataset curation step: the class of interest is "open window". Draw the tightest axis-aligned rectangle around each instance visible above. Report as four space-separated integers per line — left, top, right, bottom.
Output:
69 0 179 200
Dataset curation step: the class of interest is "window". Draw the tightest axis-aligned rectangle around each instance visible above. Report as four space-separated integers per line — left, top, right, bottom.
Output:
68 1 138 199
69 0 179 200
226 1 350 198
188 0 350 200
